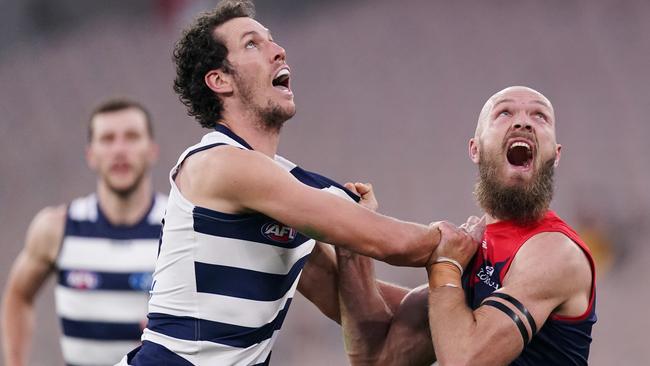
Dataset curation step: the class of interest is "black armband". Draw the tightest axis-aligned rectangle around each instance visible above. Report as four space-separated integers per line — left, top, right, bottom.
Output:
482 300 530 346
489 292 537 335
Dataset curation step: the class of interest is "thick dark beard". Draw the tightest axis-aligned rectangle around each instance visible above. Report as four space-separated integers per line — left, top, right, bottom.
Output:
235 71 293 134
474 152 555 226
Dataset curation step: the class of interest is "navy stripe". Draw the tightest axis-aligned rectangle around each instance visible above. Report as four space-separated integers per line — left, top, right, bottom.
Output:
185 142 228 159
65 219 162 240
127 340 194 366
57 270 152 291
214 124 254 150
289 167 360 202
147 298 293 348
193 207 311 249
60 318 142 340
65 195 162 240
252 352 272 366
195 255 309 301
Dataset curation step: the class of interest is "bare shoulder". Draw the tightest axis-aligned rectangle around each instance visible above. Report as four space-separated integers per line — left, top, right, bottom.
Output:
517 232 590 275
25 204 66 263
182 145 281 192
506 231 592 302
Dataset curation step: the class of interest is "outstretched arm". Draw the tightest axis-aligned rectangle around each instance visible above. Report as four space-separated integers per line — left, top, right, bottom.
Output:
177 148 441 267
2 206 65 366
298 182 411 325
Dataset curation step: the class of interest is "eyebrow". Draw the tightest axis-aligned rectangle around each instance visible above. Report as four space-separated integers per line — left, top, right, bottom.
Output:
240 30 258 41
240 28 271 41
492 98 551 110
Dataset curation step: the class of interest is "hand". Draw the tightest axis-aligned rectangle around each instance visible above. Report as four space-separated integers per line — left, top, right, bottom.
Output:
430 216 485 271
345 182 378 211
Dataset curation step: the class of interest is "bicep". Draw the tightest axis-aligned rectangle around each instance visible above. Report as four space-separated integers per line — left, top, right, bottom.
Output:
5 250 54 301
6 207 63 301
228 154 384 253
380 286 436 365
466 233 590 364
297 242 340 323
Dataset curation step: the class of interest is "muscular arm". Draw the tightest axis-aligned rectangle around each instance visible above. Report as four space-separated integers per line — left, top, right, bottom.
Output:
177 147 440 267
428 232 593 366
336 247 434 366
298 182 415 328
1 206 65 366
298 242 414 325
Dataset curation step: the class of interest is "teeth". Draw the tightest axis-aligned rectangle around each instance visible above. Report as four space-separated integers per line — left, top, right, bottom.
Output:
510 141 530 150
275 68 290 79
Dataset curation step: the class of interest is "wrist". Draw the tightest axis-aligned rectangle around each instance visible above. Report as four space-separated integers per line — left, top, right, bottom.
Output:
428 262 462 288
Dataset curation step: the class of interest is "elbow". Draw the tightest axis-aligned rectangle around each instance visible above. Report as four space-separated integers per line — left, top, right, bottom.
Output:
376 242 426 267
372 242 409 265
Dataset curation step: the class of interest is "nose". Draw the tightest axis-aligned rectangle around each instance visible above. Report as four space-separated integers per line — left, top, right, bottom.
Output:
513 120 533 132
271 42 286 63
111 136 130 154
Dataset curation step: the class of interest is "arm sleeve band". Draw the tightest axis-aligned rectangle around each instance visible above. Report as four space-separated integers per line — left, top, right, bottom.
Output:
489 292 537 335
482 300 530 346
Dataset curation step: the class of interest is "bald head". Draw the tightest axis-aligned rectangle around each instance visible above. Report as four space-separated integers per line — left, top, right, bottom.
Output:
475 86 554 138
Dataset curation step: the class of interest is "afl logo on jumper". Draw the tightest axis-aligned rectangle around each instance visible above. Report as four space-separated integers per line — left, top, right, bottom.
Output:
261 222 297 243
66 270 101 290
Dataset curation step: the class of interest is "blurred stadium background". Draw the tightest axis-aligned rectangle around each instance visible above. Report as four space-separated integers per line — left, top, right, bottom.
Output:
0 0 648 364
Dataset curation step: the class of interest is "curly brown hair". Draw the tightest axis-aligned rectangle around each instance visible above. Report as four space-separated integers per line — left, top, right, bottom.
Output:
172 0 255 128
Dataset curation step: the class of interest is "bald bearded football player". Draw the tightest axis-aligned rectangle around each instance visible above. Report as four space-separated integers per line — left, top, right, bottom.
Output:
334 86 596 366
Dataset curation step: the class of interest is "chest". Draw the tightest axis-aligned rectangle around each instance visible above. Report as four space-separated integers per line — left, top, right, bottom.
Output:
466 235 518 309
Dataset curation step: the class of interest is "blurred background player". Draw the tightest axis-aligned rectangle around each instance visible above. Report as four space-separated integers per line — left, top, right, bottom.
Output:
1 98 167 366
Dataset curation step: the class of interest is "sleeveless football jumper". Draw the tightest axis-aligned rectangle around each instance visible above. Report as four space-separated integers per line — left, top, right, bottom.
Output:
56 193 166 366
127 125 358 365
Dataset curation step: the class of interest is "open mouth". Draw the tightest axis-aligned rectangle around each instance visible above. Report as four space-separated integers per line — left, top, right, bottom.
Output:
506 141 533 168
272 68 290 91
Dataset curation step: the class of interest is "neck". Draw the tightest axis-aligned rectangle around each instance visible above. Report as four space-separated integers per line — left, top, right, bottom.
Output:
218 119 280 158
485 214 499 225
96 176 153 226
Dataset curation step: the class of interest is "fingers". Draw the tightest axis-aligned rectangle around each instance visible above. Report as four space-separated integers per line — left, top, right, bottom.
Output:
465 215 480 227
467 215 487 243
353 182 372 196
345 182 373 196
344 182 359 195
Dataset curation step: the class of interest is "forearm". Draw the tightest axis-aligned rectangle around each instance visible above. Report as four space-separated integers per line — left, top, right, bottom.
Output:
321 209 440 267
427 265 477 365
337 247 420 365
2 294 35 366
298 242 341 323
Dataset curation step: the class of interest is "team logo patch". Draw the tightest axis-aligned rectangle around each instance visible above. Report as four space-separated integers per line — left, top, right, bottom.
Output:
129 273 154 291
261 222 297 243
66 270 101 290
476 264 500 291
